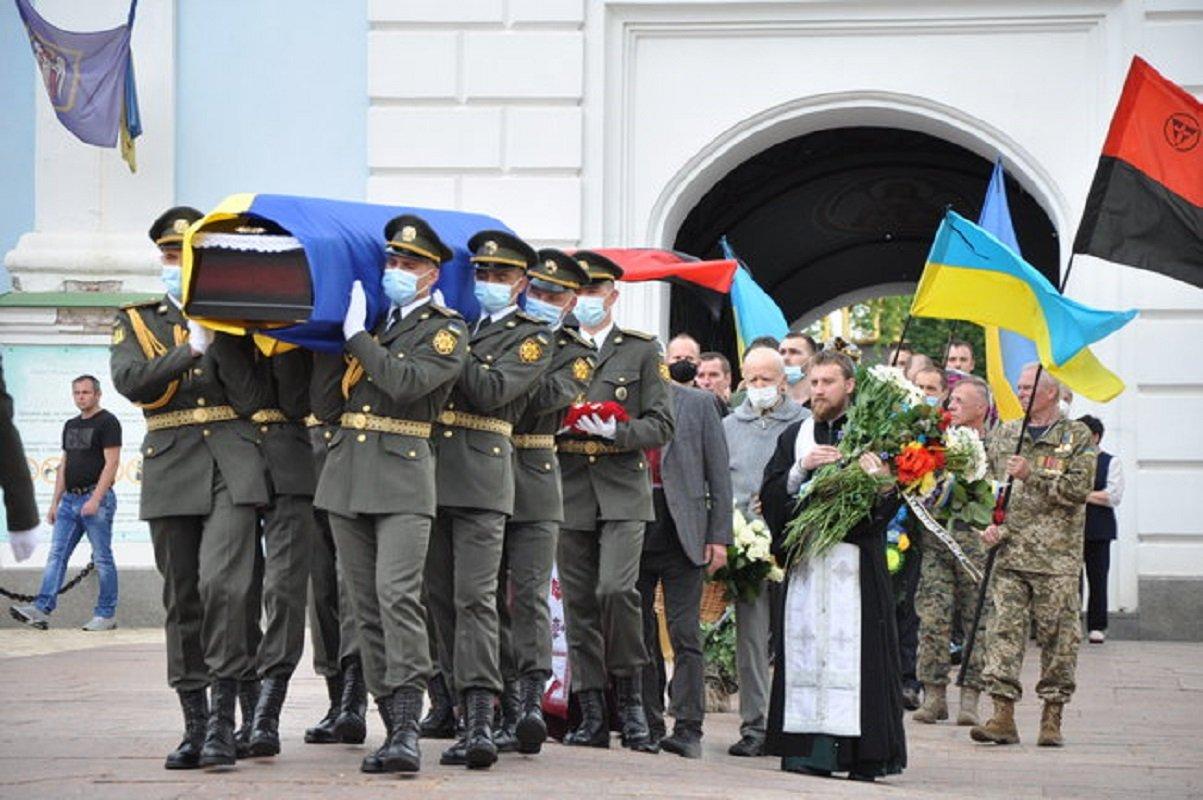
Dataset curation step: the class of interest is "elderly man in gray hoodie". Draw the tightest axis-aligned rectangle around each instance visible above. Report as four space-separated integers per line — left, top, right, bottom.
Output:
722 345 809 757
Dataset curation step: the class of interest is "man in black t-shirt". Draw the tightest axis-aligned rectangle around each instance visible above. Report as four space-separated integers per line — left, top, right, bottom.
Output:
10 375 122 631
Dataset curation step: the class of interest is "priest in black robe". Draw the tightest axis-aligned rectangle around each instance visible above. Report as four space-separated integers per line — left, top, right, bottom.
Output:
759 350 906 782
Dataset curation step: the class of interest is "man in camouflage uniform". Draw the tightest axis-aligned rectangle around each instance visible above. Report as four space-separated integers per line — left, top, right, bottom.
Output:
970 365 1096 747
493 249 596 755
313 214 469 774
914 375 993 726
425 230 552 770
111 206 270 769
556 251 674 753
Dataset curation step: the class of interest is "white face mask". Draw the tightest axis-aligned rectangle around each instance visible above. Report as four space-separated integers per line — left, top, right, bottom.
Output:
746 385 780 410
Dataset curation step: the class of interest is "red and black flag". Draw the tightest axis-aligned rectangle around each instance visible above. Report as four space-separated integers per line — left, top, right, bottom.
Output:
1073 56 1203 289
587 248 738 320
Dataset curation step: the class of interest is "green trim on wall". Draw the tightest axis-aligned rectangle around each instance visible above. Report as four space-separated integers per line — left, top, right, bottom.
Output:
0 291 159 308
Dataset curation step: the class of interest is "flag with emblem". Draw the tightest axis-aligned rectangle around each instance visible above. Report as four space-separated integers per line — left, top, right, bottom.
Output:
15 0 142 172
1073 56 1203 289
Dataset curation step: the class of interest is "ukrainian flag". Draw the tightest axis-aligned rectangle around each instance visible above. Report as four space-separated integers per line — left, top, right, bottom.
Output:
182 194 509 353
720 236 789 358
912 211 1136 399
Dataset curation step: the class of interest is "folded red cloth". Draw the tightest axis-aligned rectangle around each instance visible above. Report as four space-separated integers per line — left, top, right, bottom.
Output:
563 401 630 433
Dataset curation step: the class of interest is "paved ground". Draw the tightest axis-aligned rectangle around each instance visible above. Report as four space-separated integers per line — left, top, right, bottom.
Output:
0 630 1200 800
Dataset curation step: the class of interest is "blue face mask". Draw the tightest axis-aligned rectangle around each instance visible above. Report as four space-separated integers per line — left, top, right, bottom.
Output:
474 279 514 314
923 394 941 407
575 295 607 327
524 295 565 327
784 365 804 385
382 268 422 307
161 265 182 300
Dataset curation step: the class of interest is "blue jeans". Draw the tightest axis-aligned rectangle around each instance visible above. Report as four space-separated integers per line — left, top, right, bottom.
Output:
35 490 118 618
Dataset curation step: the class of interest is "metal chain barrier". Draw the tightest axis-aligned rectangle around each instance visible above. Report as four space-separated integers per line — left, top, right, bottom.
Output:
1 561 96 603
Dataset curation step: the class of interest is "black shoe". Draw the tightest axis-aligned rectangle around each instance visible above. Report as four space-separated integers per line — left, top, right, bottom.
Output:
902 683 922 711
615 674 658 753
420 672 458 739
305 675 344 744
462 689 498 769
379 688 423 773
562 690 609 748
333 656 367 744
247 676 288 757
514 673 548 755
493 679 521 753
659 722 702 759
728 734 765 757
848 771 877 782
164 688 209 770
233 679 259 759
199 679 238 768
360 697 394 774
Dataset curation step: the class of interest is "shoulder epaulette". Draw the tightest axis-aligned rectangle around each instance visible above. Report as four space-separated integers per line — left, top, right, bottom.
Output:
560 327 593 348
429 302 463 319
619 328 656 341
514 309 546 326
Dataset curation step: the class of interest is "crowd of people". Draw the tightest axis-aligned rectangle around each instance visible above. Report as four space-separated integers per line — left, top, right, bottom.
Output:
0 204 1119 783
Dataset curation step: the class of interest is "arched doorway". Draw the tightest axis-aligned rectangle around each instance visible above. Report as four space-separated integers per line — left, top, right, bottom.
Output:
669 126 1060 360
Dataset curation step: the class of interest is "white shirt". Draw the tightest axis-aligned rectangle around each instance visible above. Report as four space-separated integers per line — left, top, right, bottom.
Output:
1103 456 1125 508
581 320 615 349
392 293 432 323
476 304 518 332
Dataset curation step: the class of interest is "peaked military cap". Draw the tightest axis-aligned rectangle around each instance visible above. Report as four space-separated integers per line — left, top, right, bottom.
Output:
530 248 589 293
467 230 538 271
384 214 453 264
149 206 204 249
573 250 624 284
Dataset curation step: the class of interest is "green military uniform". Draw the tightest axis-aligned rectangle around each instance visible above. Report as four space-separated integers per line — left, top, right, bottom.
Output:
981 417 1096 704
556 266 675 694
427 234 552 701
110 297 270 691
312 298 468 702
498 253 596 695
915 518 990 689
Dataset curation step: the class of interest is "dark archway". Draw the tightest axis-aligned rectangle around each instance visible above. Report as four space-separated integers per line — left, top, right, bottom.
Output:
670 126 1060 361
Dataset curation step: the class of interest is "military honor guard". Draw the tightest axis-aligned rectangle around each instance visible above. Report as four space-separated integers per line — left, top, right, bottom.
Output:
555 251 674 753
426 230 552 769
111 207 271 769
312 214 469 774
493 249 597 754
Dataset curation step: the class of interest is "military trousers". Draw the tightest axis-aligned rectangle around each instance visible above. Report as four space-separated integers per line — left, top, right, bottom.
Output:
247 494 314 678
982 568 1081 704
916 530 989 689
328 511 432 699
149 471 259 691
498 520 558 681
734 587 772 738
240 526 265 683
558 521 649 692
426 507 506 696
309 503 359 677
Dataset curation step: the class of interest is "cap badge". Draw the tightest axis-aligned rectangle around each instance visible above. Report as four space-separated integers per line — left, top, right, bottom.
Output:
401 225 417 243
483 240 499 256
172 219 189 234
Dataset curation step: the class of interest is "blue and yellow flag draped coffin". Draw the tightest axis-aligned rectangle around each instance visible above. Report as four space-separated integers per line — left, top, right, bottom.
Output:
181 193 510 352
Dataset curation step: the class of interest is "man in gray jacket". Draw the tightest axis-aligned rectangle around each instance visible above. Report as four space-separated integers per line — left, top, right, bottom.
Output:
637 376 733 758
721 346 808 757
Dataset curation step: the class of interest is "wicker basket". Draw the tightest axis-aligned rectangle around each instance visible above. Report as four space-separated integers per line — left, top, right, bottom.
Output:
653 580 729 625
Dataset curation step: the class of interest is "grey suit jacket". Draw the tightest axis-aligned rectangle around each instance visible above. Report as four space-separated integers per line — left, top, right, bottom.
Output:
661 383 733 567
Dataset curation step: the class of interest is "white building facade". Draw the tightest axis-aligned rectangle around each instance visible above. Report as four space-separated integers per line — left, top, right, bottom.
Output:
2 0 1201 638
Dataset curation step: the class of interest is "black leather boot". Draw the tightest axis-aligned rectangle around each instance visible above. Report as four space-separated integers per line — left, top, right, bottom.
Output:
438 714 468 766
615 674 658 753
379 687 423 773
247 676 289 757
514 672 547 754
562 690 609 748
333 656 367 744
233 679 259 759
164 688 209 770
304 675 343 744
199 679 239 767
420 672 457 739
462 688 498 769
360 697 394 774
493 679 521 753
659 720 703 759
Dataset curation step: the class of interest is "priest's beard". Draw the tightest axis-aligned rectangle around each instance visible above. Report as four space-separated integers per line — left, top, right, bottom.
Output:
811 395 849 422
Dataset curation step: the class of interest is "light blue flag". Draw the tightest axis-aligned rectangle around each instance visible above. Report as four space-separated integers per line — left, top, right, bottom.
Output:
720 236 789 357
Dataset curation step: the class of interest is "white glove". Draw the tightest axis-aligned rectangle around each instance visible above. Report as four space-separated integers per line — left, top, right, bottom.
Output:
187 320 212 355
578 413 617 440
343 280 368 340
8 526 40 562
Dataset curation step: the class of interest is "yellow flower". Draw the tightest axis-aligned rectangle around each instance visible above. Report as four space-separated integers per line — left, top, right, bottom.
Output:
898 533 910 552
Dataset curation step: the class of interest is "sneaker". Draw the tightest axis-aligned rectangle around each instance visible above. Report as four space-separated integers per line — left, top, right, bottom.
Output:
10 604 50 630
1088 630 1105 644
82 616 117 631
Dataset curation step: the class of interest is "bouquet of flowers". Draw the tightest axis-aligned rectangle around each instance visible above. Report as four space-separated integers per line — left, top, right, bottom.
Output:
781 364 994 565
563 400 629 434
710 508 785 604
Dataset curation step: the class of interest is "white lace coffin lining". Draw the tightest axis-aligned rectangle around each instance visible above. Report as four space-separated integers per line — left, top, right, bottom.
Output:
191 232 303 253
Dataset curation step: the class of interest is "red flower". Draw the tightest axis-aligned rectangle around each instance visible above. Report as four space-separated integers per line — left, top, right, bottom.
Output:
895 442 942 484
937 410 953 431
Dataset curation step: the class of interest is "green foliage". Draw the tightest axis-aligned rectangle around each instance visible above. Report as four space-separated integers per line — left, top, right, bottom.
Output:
702 613 738 694
875 295 987 374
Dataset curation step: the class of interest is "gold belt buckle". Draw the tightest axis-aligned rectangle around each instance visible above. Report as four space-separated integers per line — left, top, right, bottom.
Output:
584 440 600 455
440 410 456 426
350 413 367 430
192 408 208 424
